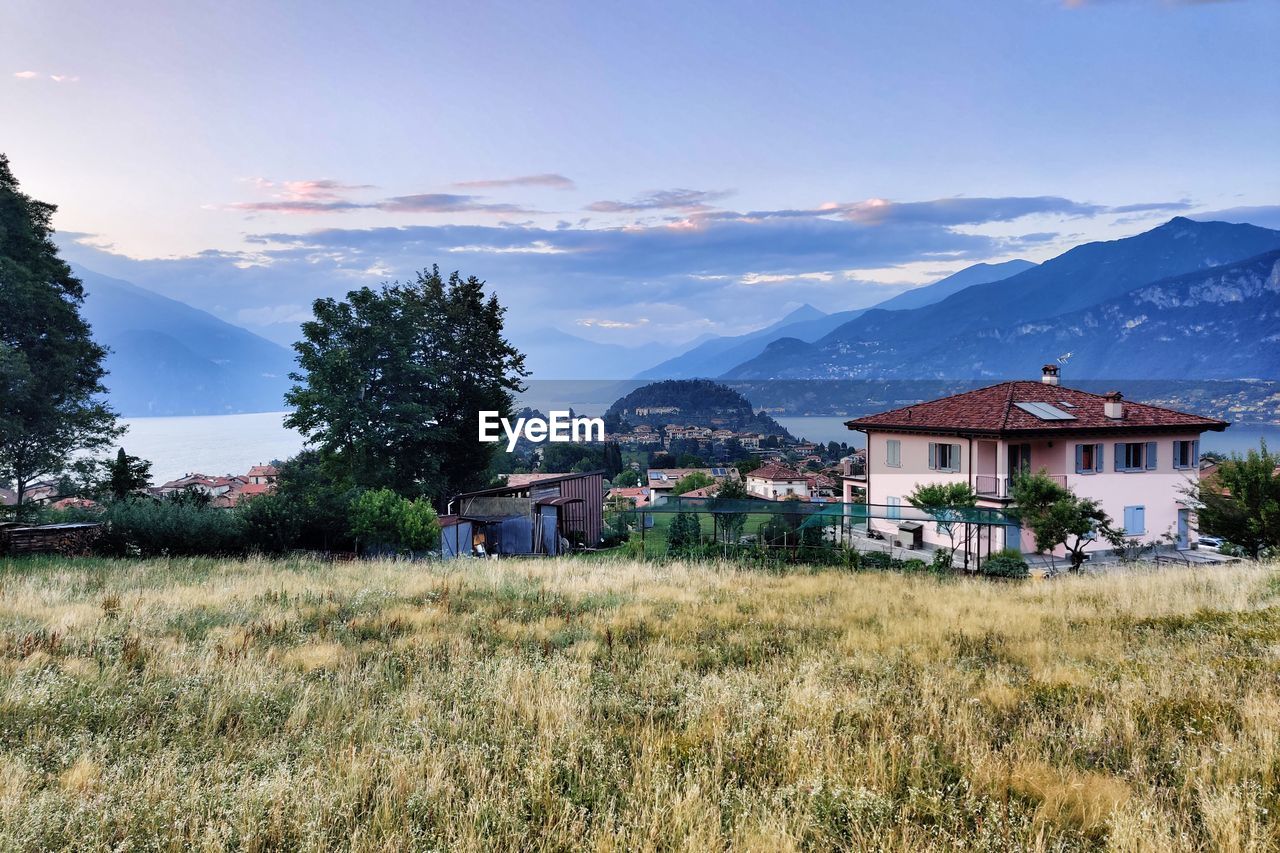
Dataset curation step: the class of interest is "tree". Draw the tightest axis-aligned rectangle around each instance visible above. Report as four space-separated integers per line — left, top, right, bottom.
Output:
350 487 441 555
1011 471 1114 572
667 512 702 554
99 448 153 500
612 469 641 488
710 476 750 543
285 266 526 504
1191 441 1280 559
673 471 714 496
0 154 120 518
906 481 977 567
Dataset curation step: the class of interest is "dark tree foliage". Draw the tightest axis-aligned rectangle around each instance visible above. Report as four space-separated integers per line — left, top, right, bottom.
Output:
285 266 526 504
99 448 153 500
1011 470 1114 572
0 154 120 517
1193 441 1280 558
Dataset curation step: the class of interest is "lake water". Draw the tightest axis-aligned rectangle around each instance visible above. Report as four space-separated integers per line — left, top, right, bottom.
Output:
115 412 1280 484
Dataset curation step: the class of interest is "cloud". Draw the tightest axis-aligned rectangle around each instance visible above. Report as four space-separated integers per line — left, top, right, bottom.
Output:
1190 204 1280 230
1109 200 1194 213
50 74 80 83
577 317 650 329
227 179 538 216
375 194 538 215
453 174 576 190
13 71 39 79
587 188 733 213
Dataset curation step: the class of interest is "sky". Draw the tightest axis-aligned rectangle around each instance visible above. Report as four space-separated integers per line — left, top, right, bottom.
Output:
3 0 1278 353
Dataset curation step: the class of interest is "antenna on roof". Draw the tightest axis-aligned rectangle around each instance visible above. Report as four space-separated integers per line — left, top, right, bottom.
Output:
1056 352 1073 365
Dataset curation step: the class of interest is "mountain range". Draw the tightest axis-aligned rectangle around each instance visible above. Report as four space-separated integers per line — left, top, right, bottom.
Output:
76 266 295 416
718 218 1280 381
637 259 1036 380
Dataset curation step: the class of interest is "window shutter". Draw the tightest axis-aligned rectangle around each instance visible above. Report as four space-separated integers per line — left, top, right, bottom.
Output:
1192 439 1200 468
1115 443 1125 471
951 444 962 473
1075 444 1084 474
928 443 937 470
1135 506 1145 534
1145 441 1157 470
1094 444 1104 473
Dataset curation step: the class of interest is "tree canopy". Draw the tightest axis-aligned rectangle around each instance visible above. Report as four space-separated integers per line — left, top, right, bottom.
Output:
1193 441 1280 558
0 154 119 516
285 267 526 504
1011 471 1113 572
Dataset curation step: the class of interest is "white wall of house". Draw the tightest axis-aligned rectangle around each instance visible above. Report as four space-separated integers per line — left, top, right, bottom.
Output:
746 476 810 501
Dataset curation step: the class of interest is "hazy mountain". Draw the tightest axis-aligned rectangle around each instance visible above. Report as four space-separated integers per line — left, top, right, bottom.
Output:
76 266 296 416
870 259 1037 312
724 218 1280 380
635 304 828 380
637 260 1035 380
512 327 685 380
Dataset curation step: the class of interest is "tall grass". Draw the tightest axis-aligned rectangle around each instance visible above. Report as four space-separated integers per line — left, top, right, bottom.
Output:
0 554 1276 850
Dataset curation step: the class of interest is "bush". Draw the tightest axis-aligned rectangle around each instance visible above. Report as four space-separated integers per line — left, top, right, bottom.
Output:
981 548 1030 579
931 548 955 573
94 497 248 557
350 488 440 556
861 551 892 570
900 558 927 573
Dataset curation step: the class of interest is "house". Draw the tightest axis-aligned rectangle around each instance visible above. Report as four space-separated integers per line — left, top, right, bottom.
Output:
844 365 1229 557
745 463 811 500
444 471 605 557
607 486 651 509
646 467 740 505
246 464 278 486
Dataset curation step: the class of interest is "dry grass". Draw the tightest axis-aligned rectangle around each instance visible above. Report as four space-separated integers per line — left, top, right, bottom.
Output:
0 554 1276 850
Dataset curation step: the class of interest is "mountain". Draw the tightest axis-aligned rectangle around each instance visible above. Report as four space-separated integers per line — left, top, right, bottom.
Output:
75 266 296 416
512 327 686 380
913 250 1280 380
637 260 1035 380
724 218 1280 380
635 304 829 380
869 259 1037 312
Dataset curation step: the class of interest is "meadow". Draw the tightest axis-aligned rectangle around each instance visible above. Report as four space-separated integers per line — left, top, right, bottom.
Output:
0 554 1275 851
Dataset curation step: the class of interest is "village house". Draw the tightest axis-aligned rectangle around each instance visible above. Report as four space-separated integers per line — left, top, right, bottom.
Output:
745 463 811 501
843 365 1229 558
647 467 740 505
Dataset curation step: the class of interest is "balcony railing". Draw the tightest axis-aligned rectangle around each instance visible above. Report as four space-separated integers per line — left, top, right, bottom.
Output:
975 474 1066 498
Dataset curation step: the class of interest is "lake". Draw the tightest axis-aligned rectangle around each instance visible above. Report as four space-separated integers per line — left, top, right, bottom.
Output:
117 411 1280 483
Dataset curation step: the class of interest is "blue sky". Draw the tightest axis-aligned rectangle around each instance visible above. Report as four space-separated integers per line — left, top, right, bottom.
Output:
3 0 1278 350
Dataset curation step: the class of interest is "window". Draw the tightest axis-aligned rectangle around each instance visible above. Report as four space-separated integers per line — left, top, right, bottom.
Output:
1115 441 1157 472
886 439 901 468
1173 439 1199 470
887 496 901 520
1123 505 1146 535
1075 443 1104 474
928 442 961 472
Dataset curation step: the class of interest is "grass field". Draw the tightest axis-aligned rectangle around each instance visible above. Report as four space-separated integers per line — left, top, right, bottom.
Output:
0 555 1276 850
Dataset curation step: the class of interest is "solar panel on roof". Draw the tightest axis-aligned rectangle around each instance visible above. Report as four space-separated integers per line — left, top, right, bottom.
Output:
1014 401 1077 421
1058 401 1077 408
711 467 726 476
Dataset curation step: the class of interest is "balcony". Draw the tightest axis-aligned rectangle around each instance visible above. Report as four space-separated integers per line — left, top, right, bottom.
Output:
975 474 1066 499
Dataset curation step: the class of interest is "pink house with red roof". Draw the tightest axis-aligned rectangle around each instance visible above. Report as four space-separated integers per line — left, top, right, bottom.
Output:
844 366 1229 558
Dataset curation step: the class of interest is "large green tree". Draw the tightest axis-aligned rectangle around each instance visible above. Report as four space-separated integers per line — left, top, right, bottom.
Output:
0 154 119 517
285 266 526 503
1192 441 1280 559
906 481 978 567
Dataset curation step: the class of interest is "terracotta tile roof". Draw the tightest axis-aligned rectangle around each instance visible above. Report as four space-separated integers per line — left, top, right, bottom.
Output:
247 465 278 477
679 484 721 498
845 381 1229 436
747 463 807 481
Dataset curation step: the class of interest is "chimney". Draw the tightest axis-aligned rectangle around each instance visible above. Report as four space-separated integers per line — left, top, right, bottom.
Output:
1041 364 1061 386
1104 391 1124 420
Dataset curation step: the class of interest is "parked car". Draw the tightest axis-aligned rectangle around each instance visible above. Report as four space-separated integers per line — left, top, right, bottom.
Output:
1197 535 1224 549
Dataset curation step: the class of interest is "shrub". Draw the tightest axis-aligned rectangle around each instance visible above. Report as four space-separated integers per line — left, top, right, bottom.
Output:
931 548 955 573
861 551 892 570
350 488 440 555
900 558 927 573
981 548 1030 579
95 497 248 557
